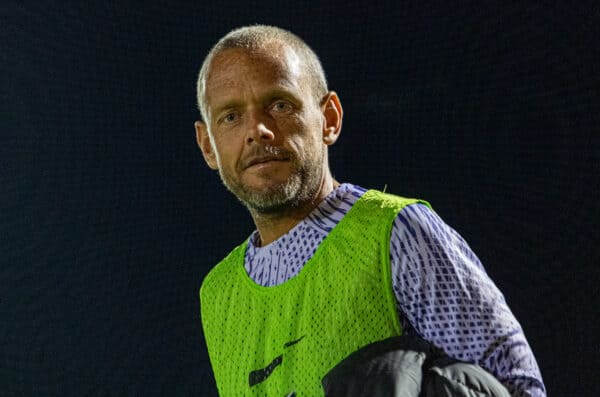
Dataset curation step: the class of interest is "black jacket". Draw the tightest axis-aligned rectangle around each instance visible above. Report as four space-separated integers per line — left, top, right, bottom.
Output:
322 335 511 397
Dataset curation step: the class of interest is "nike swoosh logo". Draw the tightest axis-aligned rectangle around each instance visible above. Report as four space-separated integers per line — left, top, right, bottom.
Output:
249 355 283 386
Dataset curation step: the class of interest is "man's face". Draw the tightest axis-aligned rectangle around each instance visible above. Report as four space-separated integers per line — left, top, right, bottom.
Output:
196 45 330 214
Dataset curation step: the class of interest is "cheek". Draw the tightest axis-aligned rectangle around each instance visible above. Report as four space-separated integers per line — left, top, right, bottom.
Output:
212 135 243 169
281 112 322 144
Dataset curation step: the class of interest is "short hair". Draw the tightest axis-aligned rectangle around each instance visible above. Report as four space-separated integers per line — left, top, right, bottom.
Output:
196 25 328 123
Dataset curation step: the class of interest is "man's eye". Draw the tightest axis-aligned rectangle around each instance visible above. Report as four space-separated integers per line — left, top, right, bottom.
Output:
222 113 238 123
271 101 292 113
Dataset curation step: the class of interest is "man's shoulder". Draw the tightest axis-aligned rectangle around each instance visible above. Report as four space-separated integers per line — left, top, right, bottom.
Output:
327 190 432 244
357 189 431 213
200 240 248 299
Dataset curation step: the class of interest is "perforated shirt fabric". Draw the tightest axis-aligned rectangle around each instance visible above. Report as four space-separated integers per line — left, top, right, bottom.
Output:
245 183 545 397
200 191 423 396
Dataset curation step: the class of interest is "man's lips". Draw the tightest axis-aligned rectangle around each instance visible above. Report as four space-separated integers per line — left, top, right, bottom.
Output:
243 156 289 169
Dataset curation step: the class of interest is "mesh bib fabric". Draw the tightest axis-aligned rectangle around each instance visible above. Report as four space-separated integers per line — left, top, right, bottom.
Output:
200 190 429 396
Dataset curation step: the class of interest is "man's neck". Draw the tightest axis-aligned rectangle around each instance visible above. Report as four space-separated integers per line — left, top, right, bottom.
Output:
250 177 339 247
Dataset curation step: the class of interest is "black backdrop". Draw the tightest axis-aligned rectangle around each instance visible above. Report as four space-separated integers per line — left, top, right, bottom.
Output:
2 2 599 396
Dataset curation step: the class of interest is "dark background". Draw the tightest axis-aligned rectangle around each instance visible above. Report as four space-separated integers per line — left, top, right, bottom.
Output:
2 1 599 396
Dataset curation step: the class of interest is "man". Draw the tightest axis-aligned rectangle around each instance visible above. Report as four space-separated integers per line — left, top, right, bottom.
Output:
195 25 545 396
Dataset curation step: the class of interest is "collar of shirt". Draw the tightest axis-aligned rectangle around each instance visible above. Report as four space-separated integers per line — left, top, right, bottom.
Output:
244 183 367 286
247 183 366 250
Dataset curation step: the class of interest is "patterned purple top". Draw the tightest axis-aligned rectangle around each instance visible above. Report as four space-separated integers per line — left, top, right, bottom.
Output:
245 183 545 397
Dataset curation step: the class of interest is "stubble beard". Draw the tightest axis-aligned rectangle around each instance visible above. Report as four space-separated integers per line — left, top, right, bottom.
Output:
218 146 324 216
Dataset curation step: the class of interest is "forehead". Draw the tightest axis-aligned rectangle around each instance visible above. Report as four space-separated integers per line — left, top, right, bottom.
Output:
204 45 306 103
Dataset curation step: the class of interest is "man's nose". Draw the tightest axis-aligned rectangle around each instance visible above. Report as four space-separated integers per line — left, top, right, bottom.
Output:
246 110 275 143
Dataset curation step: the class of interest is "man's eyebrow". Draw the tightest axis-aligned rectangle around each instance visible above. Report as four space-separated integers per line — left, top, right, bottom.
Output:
261 89 302 104
211 100 243 117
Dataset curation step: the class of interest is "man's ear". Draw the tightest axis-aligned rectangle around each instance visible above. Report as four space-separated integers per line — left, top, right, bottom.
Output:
321 91 343 146
195 121 218 170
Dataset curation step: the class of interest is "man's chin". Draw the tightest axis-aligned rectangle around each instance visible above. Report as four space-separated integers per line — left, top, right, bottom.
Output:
237 180 304 214
221 166 320 215
244 188 298 213
242 173 292 191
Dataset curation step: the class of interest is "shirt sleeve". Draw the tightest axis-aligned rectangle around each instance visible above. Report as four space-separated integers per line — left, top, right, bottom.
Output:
390 203 546 397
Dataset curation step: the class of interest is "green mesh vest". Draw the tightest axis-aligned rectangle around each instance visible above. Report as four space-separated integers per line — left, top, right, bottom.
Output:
200 190 430 396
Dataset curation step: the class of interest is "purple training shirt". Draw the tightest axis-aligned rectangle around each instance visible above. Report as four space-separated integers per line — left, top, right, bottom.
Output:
244 183 545 397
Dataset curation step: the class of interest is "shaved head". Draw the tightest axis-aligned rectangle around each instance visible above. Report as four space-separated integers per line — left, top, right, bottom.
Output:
196 25 328 123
